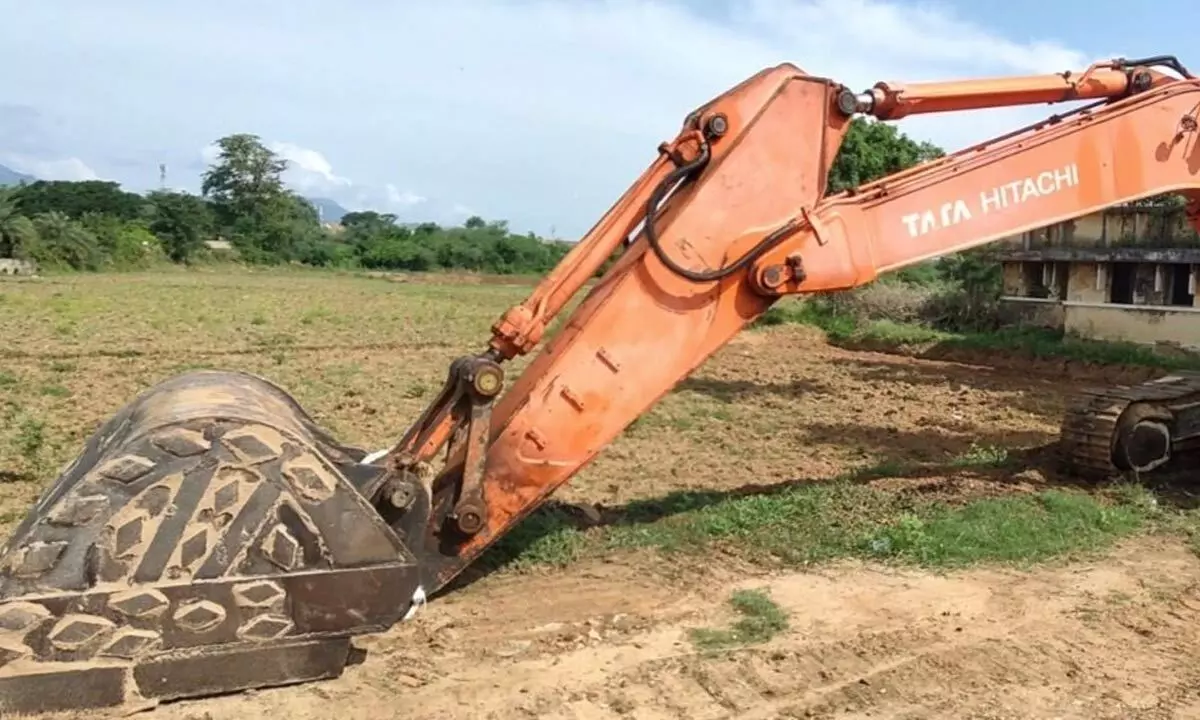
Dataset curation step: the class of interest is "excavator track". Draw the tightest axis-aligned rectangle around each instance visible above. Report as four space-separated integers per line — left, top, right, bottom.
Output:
1058 372 1200 481
0 370 425 716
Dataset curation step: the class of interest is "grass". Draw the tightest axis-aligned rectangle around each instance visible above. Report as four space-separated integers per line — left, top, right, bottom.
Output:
483 460 1180 577
484 441 1164 575
867 489 1149 566
690 589 789 651
759 298 1200 372
0 268 540 483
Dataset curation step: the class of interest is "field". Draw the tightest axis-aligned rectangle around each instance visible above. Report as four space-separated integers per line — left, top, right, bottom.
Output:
5 268 1200 719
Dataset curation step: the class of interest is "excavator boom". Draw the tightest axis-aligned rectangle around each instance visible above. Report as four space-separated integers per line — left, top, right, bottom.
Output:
1 55 1197 715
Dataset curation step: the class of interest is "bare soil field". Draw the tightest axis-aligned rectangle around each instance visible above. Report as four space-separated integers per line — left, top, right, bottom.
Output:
2 268 1199 719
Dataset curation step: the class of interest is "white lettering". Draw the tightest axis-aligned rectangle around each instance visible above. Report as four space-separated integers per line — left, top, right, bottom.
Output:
1036 171 1055 195
902 162 1079 238
950 200 972 224
1003 181 1021 207
1054 165 1074 188
1019 178 1038 202
919 211 937 235
979 187 1003 213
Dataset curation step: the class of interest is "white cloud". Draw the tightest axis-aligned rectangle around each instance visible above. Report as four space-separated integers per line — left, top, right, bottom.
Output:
1 154 100 182
269 141 351 192
198 143 220 166
384 184 425 208
0 0 1112 236
736 0 1087 74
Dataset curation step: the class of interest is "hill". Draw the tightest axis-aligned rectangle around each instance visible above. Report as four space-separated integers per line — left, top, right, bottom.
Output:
308 196 348 223
0 164 34 186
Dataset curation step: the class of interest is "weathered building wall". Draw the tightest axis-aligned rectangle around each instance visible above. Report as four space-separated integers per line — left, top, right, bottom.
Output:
1065 263 1106 303
993 201 1200 349
1005 300 1064 329
1063 304 1200 349
1002 205 1200 251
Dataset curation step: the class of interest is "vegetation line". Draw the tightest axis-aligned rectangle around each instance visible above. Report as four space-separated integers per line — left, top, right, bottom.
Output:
757 295 1200 372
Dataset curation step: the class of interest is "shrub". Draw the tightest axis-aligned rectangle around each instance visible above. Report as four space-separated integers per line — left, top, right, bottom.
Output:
793 254 1012 336
832 282 939 325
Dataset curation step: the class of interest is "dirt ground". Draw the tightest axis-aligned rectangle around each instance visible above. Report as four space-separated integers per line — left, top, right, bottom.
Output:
1 270 1197 719
146 536 1200 720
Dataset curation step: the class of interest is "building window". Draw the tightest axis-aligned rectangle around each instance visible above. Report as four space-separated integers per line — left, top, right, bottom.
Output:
1109 262 1135 304
1169 263 1195 306
1016 261 1067 299
1020 262 1048 298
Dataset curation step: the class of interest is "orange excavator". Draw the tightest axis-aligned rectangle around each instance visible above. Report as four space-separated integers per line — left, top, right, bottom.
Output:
2 55 1199 714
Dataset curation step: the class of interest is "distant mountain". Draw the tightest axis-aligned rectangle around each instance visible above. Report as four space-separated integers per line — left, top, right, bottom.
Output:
0 164 33 186
307 196 348 223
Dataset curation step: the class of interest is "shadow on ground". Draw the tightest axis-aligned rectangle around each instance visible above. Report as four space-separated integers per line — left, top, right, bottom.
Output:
681 356 1087 423
675 376 835 402
827 335 1176 387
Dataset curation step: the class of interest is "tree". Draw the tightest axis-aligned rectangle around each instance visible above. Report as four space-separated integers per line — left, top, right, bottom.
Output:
28 212 103 270
200 133 288 224
826 118 944 194
0 188 38 260
342 211 397 230
147 190 214 263
200 134 324 262
12 180 148 221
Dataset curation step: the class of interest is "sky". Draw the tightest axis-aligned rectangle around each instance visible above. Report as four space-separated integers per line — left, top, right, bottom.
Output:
0 0 1195 238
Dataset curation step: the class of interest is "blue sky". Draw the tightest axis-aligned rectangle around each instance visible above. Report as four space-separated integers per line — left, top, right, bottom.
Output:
0 0 1193 238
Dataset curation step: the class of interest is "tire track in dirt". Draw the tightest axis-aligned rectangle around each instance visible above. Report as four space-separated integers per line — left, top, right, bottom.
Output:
131 537 1200 720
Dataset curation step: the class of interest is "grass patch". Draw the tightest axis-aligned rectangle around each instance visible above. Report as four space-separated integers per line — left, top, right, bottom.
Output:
39 384 71 398
690 589 789 651
952 442 1012 468
484 466 1173 575
480 506 590 571
605 484 1153 567
866 490 1148 567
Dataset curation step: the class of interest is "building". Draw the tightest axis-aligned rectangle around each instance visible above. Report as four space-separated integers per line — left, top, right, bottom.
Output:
995 202 1200 348
0 258 35 275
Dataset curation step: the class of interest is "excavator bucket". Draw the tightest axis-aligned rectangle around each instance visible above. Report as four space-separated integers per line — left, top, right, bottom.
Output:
0 370 423 715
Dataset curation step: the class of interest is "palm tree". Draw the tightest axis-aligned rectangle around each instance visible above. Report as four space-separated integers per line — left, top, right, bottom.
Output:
0 187 38 259
31 211 99 270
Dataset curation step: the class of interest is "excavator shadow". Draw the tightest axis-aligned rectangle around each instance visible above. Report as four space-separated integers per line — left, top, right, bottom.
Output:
826 335 1173 389
680 357 1076 436
675 376 836 402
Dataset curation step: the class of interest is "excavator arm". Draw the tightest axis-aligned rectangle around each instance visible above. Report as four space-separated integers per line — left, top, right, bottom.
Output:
2 55 1198 715
380 55 1200 593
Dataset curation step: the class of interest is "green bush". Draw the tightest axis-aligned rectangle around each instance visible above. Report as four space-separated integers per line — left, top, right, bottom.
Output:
791 249 1009 336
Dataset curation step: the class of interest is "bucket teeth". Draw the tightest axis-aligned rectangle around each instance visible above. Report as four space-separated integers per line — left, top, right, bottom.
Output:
0 370 423 716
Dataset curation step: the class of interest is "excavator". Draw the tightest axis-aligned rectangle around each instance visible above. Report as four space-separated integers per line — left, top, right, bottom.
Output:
4 54 1200 715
